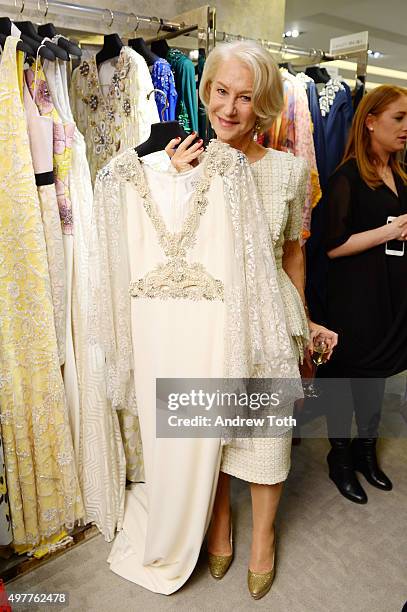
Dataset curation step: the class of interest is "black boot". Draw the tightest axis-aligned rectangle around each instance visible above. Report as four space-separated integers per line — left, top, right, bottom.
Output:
327 439 368 504
351 438 393 491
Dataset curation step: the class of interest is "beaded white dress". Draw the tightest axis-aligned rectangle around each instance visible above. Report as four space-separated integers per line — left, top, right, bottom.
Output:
86 140 300 593
221 149 309 484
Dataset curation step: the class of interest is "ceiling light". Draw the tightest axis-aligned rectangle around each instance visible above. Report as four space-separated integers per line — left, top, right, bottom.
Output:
367 49 383 59
284 30 292 38
291 29 299 38
323 59 407 81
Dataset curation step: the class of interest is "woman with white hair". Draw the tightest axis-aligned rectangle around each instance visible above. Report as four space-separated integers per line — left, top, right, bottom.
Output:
107 41 337 600
166 41 338 599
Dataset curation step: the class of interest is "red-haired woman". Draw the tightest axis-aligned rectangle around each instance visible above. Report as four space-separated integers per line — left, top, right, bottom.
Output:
320 85 407 503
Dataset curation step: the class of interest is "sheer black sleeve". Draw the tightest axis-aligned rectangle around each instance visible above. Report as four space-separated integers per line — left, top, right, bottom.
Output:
323 170 354 251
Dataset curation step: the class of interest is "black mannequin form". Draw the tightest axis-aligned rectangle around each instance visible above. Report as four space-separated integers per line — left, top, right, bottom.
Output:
96 34 123 66
128 37 159 67
38 23 82 58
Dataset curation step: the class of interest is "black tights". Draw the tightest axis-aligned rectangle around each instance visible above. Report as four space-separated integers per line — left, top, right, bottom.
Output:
318 374 385 440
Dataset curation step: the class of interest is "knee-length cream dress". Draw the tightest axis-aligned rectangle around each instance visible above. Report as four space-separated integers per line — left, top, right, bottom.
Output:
221 149 309 485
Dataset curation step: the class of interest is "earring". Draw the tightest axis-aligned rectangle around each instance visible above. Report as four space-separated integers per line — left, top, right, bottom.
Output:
369 127 374 132
253 119 261 141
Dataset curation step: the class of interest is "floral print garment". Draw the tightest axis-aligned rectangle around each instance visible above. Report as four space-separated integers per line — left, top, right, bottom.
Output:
70 47 158 184
25 64 75 235
263 71 321 243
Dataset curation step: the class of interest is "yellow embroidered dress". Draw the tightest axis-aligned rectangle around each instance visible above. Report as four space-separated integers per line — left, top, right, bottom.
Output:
0 37 83 548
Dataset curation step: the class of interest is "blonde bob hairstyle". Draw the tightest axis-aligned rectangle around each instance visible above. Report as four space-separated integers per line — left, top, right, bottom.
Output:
341 84 407 189
199 41 284 133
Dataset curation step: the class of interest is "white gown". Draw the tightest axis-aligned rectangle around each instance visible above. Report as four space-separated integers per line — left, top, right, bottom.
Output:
107 157 230 593
89 141 300 594
44 57 95 493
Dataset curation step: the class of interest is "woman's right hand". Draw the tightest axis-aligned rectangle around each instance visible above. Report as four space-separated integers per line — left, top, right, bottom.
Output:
386 214 407 240
164 132 204 172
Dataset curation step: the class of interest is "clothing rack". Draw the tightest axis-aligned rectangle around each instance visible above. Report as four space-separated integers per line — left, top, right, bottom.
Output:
0 1 214 54
1 0 190 33
217 30 334 62
215 30 369 83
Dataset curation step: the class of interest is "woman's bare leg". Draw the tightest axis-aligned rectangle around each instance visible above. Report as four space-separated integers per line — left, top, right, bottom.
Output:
207 471 232 555
249 482 282 571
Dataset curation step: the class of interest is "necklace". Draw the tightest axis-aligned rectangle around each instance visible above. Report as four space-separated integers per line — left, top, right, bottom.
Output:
374 160 392 181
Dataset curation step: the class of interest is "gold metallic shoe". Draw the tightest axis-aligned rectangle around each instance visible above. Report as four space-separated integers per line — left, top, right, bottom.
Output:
247 532 276 600
208 519 233 580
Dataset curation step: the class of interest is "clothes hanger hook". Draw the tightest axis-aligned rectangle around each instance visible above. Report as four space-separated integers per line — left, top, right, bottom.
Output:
157 18 163 36
14 0 25 14
103 8 114 29
147 88 168 121
150 16 161 36
127 12 138 33
37 0 48 19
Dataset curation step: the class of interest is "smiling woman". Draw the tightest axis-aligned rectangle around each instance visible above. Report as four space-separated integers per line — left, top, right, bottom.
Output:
163 41 338 600
199 42 284 148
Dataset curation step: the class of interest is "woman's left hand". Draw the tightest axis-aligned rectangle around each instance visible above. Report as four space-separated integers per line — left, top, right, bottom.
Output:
307 321 338 363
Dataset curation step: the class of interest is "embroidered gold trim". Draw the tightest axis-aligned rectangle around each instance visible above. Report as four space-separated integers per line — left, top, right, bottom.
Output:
129 258 224 301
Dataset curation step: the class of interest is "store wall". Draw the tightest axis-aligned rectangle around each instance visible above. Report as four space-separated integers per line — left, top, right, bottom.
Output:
59 0 286 43
176 0 286 42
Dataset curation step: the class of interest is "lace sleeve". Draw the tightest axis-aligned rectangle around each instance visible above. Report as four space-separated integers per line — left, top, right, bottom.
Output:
285 156 309 242
88 164 136 412
323 170 353 251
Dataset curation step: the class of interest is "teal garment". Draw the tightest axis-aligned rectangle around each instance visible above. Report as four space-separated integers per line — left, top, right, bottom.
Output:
167 49 198 134
197 54 206 138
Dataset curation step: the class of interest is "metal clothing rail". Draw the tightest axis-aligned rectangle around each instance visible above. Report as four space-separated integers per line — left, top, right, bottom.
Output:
0 0 196 36
215 30 369 80
216 30 335 62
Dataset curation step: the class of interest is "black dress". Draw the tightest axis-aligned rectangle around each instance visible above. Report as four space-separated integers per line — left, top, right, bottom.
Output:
322 158 407 378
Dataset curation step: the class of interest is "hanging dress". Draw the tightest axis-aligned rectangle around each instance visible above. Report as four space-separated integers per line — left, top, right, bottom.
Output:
264 71 321 243
23 78 66 367
0 36 83 549
43 57 85 469
150 57 177 121
0 433 12 546
166 48 198 134
70 47 159 183
89 141 301 593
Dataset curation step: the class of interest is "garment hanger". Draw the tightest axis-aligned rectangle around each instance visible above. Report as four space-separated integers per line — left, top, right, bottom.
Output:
0 16 55 60
279 62 298 76
305 66 330 84
135 89 189 157
17 21 69 60
320 67 332 81
150 39 170 59
0 31 33 54
96 33 123 66
38 23 82 58
128 37 159 67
